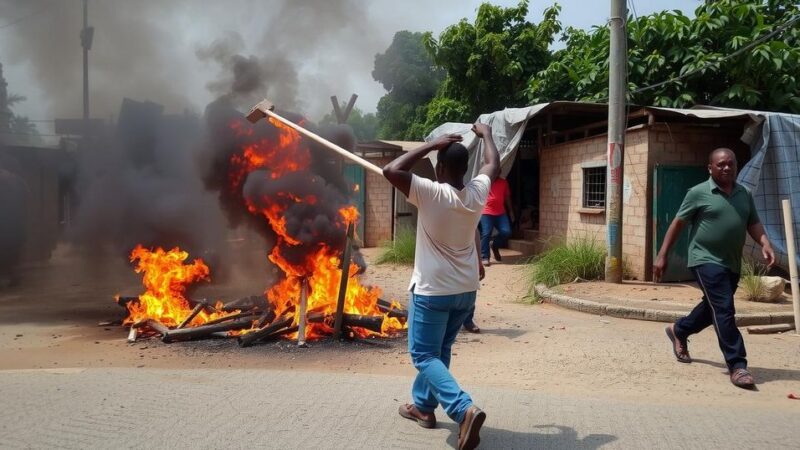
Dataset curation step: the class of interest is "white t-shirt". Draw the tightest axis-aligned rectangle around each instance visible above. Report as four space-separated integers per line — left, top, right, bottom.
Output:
406 173 491 296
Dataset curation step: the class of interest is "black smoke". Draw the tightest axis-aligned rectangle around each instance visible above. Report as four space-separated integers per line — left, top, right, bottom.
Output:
67 98 230 269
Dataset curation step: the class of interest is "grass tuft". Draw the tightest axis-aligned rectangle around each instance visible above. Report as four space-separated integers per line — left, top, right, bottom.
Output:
739 257 767 301
375 227 416 265
524 235 606 293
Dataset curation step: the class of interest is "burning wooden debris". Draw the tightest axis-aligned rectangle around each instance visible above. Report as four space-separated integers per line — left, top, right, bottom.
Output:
116 243 407 347
113 102 408 347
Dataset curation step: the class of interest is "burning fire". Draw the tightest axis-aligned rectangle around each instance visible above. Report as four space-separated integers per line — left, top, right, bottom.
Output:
120 114 405 341
123 245 231 327
232 116 405 339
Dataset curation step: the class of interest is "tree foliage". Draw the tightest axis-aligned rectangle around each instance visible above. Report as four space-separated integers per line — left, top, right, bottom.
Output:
528 0 800 112
372 31 443 140
424 0 561 119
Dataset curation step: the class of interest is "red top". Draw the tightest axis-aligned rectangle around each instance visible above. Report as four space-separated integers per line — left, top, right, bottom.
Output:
483 178 509 215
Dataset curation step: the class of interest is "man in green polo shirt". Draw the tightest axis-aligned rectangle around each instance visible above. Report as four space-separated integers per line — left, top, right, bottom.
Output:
654 148 775 389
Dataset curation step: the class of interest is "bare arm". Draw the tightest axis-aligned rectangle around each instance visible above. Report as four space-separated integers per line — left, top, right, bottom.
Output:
748 222 776 267
382 134 462 197
472 123 501 181
653 218 686 282
475 229 485 280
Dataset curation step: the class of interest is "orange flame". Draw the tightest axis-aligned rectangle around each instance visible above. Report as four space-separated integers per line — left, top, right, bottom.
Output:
229 116 407 339
123 245 233 328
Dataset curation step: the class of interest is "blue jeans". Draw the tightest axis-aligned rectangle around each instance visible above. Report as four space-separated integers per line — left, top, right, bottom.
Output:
479 214 511 260
408 289 476 423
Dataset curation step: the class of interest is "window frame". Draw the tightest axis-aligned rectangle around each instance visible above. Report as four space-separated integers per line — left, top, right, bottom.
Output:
581 162 607 210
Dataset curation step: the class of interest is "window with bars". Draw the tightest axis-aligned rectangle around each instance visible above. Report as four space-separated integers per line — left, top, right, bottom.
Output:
582 167 606 209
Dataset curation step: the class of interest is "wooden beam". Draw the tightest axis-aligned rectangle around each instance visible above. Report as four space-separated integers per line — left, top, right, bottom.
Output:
330 96 343 124
341 94 358 123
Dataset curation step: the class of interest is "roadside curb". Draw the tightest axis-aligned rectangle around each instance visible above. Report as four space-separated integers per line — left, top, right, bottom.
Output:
534 285 795 326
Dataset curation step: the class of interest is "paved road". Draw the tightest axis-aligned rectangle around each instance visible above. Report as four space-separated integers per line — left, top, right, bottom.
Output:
0 368 795 449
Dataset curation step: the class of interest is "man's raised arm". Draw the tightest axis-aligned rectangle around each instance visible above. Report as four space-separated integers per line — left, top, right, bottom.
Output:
382 134 462 197
473 123 500 182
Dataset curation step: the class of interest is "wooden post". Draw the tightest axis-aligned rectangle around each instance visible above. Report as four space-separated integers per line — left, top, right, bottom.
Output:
333 222 355 339
330 96 343 123
342 94 358 123
781 199 800 335
297 278 309 347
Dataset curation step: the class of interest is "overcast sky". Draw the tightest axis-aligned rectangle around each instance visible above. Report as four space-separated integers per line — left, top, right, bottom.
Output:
0 0 700 129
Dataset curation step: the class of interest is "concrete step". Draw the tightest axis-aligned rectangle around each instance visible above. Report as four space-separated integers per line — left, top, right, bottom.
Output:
522 229 540 241
507 238 540 257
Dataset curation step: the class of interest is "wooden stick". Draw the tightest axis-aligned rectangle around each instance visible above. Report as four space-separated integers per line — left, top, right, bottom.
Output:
246 99 383 176
746 323 796 334
781 199 800 335
203 311 259 326
297 278 309 348
177 304 205 329
161 318 254 343
237 315 294 347
127 327 138 343
137 319 170 336
333 223 354 339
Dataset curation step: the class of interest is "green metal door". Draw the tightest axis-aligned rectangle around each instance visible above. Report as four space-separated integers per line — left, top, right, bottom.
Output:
342 163 365 241
652 165 708 282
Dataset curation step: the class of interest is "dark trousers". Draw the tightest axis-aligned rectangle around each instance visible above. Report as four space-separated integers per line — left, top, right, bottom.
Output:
674 263 747 370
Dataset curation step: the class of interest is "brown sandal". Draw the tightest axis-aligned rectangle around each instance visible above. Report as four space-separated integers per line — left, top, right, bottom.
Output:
665 324 691 363
730 368 756 389
398 403 436 428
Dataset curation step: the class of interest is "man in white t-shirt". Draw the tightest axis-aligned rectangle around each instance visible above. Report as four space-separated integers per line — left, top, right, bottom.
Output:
383 123 500 450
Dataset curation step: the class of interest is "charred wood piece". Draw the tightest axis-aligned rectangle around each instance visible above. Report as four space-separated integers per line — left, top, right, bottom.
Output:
377 298 408 319
307 312 384 333
135 319 170 336
162 318 254 343
203 311 259 326
237 315 294 347
221 295 270 313
177 303 205 329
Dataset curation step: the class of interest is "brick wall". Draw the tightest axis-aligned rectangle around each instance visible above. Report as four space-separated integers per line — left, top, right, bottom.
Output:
364 156 394 247
538 129 650 279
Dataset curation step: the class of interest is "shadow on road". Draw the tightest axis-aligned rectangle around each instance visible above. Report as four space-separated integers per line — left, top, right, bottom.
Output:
693 358 800 383
441 423 617 449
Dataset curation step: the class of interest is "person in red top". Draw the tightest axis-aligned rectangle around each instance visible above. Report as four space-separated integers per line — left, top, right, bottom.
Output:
479 176 513 266
463 177 513 333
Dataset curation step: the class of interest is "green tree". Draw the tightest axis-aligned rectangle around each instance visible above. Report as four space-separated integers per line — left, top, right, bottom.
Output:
319 105 378 142
372 31 443 140
423 0 562 124
528 0 800 112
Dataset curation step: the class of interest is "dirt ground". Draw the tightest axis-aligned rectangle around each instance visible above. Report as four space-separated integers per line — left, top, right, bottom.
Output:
1 245 798 411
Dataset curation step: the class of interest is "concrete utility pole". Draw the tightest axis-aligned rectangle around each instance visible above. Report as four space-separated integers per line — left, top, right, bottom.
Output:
605 0 627 283
80 0 93 125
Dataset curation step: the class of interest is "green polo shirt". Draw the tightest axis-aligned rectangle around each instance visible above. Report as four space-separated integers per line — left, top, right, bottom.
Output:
675 178 760 274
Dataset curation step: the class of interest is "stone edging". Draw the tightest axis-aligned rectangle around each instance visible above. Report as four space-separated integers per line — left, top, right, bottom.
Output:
534 285 795 326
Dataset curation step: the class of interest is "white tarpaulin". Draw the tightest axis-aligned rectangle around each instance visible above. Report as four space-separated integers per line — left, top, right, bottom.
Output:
425 104 550 179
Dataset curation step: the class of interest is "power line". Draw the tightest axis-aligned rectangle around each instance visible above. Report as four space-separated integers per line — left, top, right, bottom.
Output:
631 14 800 96
628 0 638 21
0 5 50 30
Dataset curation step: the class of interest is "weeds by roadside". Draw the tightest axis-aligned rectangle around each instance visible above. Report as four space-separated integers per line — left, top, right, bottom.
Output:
524 236 606 296
375 227 416 265
740 257 767 301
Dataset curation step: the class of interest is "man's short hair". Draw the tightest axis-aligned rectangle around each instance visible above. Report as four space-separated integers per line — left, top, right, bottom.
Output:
438 143 469 175
709 147 735 163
